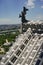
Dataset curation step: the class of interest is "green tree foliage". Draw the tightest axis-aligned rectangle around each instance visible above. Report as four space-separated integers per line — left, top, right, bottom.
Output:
0 30 20 53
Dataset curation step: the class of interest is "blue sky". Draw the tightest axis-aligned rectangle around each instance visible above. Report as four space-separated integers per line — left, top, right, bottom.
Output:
0 0 43 24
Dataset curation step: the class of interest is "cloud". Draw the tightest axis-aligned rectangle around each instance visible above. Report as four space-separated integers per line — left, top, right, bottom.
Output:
0 18 11 22
0 18 21 24
41 6 43 8
35 14 43 20
0 18 13 24
31 14 43 20
26 0 35 8
40 0 43 8
40 0 43 1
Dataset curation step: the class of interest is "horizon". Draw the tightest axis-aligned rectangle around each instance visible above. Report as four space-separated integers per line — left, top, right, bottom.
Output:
0 0 43 24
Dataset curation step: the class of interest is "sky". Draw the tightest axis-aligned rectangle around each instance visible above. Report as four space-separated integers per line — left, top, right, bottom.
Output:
0 0 43 24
